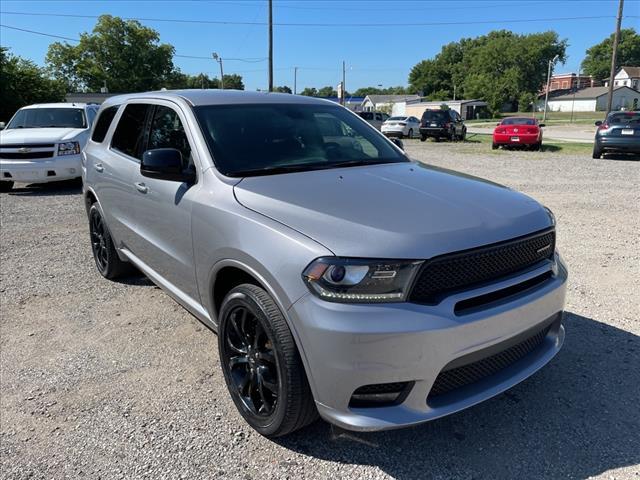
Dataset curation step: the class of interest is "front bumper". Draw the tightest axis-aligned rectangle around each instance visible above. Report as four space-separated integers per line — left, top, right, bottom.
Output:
288 254 567 431
597 136 640 153
0 154 82 184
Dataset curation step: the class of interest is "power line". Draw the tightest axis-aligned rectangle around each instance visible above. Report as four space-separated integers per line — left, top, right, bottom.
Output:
2 11 633 27
0 24 266 62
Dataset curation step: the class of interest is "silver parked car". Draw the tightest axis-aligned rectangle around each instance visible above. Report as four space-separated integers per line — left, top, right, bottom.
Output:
83 90 567 437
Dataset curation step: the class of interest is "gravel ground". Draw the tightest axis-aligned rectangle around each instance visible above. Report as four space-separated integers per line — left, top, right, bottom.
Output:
1 143 639 480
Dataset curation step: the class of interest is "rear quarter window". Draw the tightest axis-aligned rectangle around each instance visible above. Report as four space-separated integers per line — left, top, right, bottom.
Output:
91 106 120 143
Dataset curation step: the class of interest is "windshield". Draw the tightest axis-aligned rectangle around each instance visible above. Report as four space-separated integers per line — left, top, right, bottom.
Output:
607 112 640 126
501 117 536 126
7 108 87 129
194 104 408 177
422 111 449 122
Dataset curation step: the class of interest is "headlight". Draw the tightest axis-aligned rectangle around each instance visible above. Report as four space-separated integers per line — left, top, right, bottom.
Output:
57 141 80 156
302 257 422 303
543 206 556 226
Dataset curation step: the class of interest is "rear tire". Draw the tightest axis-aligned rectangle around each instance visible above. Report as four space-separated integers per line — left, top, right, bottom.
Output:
218 284 318 437
408 128 413 139
0 181 14 192
492 143 498 150
88 204 135 279
592 145 603 159
420 135 427 142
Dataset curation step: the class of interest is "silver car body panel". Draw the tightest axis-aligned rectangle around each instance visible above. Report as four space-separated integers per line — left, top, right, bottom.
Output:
83 90 567 431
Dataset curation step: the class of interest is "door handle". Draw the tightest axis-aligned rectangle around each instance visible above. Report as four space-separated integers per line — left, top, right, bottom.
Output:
94 163 104 173
135 182 148 194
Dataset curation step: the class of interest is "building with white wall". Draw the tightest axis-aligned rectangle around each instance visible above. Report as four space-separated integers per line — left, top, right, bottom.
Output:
538 86 640 112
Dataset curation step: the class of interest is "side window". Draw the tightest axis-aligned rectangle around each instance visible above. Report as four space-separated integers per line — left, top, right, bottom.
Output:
111 104 150 159
375 113 383 121
147 105 192 167
91 106 119 143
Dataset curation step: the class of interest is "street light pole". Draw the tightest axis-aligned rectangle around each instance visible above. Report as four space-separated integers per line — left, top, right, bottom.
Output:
212 53 224 89
606 0 624 114
543 54 559 122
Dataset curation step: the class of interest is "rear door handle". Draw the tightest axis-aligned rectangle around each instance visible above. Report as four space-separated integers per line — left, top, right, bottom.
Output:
94 163 104 173
135 182 148 194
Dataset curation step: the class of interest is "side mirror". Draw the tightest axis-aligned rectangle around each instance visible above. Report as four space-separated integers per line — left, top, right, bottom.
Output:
496 123 501 126
0 122 5 130
141 148 195 183
389 137 404 151
538 123 545 128
594 121 602 126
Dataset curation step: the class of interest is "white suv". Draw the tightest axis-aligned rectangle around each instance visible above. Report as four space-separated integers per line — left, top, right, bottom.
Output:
0 103 99 191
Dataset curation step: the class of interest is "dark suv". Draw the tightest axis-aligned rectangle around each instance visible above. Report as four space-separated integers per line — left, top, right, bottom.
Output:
593 111 640 159
419 109 466 142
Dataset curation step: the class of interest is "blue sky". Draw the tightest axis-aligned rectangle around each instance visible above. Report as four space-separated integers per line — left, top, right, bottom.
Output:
1 0 638 92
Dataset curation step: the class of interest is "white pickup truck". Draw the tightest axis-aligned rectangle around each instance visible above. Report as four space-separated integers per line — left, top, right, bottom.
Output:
0 103 99 192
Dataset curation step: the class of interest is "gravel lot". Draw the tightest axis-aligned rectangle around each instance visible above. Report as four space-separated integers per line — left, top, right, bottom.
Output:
1 142 639 479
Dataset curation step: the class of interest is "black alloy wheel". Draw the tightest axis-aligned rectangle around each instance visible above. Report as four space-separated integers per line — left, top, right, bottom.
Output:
218 284 317 437
88 204 134 279
223 305 280 417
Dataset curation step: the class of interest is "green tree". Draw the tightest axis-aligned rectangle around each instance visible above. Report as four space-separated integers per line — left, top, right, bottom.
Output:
274 85 292 93
317 86 338 97
408 30 567 114
46 15 176 92
0 47 66 121
299 87 318 96
221 74 245 90
353 86 409 96
581 28 640 82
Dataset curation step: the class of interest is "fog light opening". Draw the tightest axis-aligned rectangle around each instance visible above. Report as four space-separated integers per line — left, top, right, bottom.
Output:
349 381 414 408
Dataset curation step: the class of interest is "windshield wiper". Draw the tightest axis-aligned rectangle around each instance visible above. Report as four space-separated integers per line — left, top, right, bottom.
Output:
232 163 336 177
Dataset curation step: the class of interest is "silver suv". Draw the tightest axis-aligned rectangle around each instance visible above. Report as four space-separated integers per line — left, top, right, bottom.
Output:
83 90 567 437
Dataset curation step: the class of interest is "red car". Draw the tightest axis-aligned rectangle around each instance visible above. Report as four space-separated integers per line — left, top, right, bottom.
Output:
492 117 545 150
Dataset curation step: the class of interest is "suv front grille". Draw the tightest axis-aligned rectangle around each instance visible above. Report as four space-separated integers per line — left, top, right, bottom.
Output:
409 229 555 304
0 144 56 160
428 324 551 399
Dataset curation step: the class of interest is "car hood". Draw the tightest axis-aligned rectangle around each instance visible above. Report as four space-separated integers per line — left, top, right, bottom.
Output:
0 127 85 145
234 162 552 259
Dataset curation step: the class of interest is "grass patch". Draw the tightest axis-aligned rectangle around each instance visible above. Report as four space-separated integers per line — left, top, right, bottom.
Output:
466 111 604 127
462 133 592 155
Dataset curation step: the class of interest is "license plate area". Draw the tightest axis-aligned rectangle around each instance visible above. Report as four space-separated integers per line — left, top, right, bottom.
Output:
621 129 634 135
511 136 520 142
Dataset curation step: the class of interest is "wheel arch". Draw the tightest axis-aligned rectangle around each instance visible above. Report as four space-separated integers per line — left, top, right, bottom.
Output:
206 258 319 398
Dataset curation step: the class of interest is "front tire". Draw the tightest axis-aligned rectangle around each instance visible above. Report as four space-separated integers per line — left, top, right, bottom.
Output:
88 204 134 279
420 134 427 142
0 181 14 192
407 128 413 139
218 284 317 437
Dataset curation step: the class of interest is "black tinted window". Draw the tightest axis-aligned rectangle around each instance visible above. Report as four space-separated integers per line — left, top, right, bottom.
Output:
7 108 86 129
91 106 119 142
421 111 449 121
501 117 535 126
359 112 373 120
195 104 406 177
111 104 149 159
147 106 192 167
608 112 640 125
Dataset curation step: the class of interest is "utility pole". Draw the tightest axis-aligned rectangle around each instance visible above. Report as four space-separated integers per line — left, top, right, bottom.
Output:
342 61 346 106
212 53 224 89
606 0 624 114
268 0 273 92
453 84 456 101
294 67 298 95
542 54 559 122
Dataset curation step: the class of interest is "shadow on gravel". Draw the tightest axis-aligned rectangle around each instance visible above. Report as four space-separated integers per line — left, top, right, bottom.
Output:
7 179 82 197
601 153 640 161
278 312 639 479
